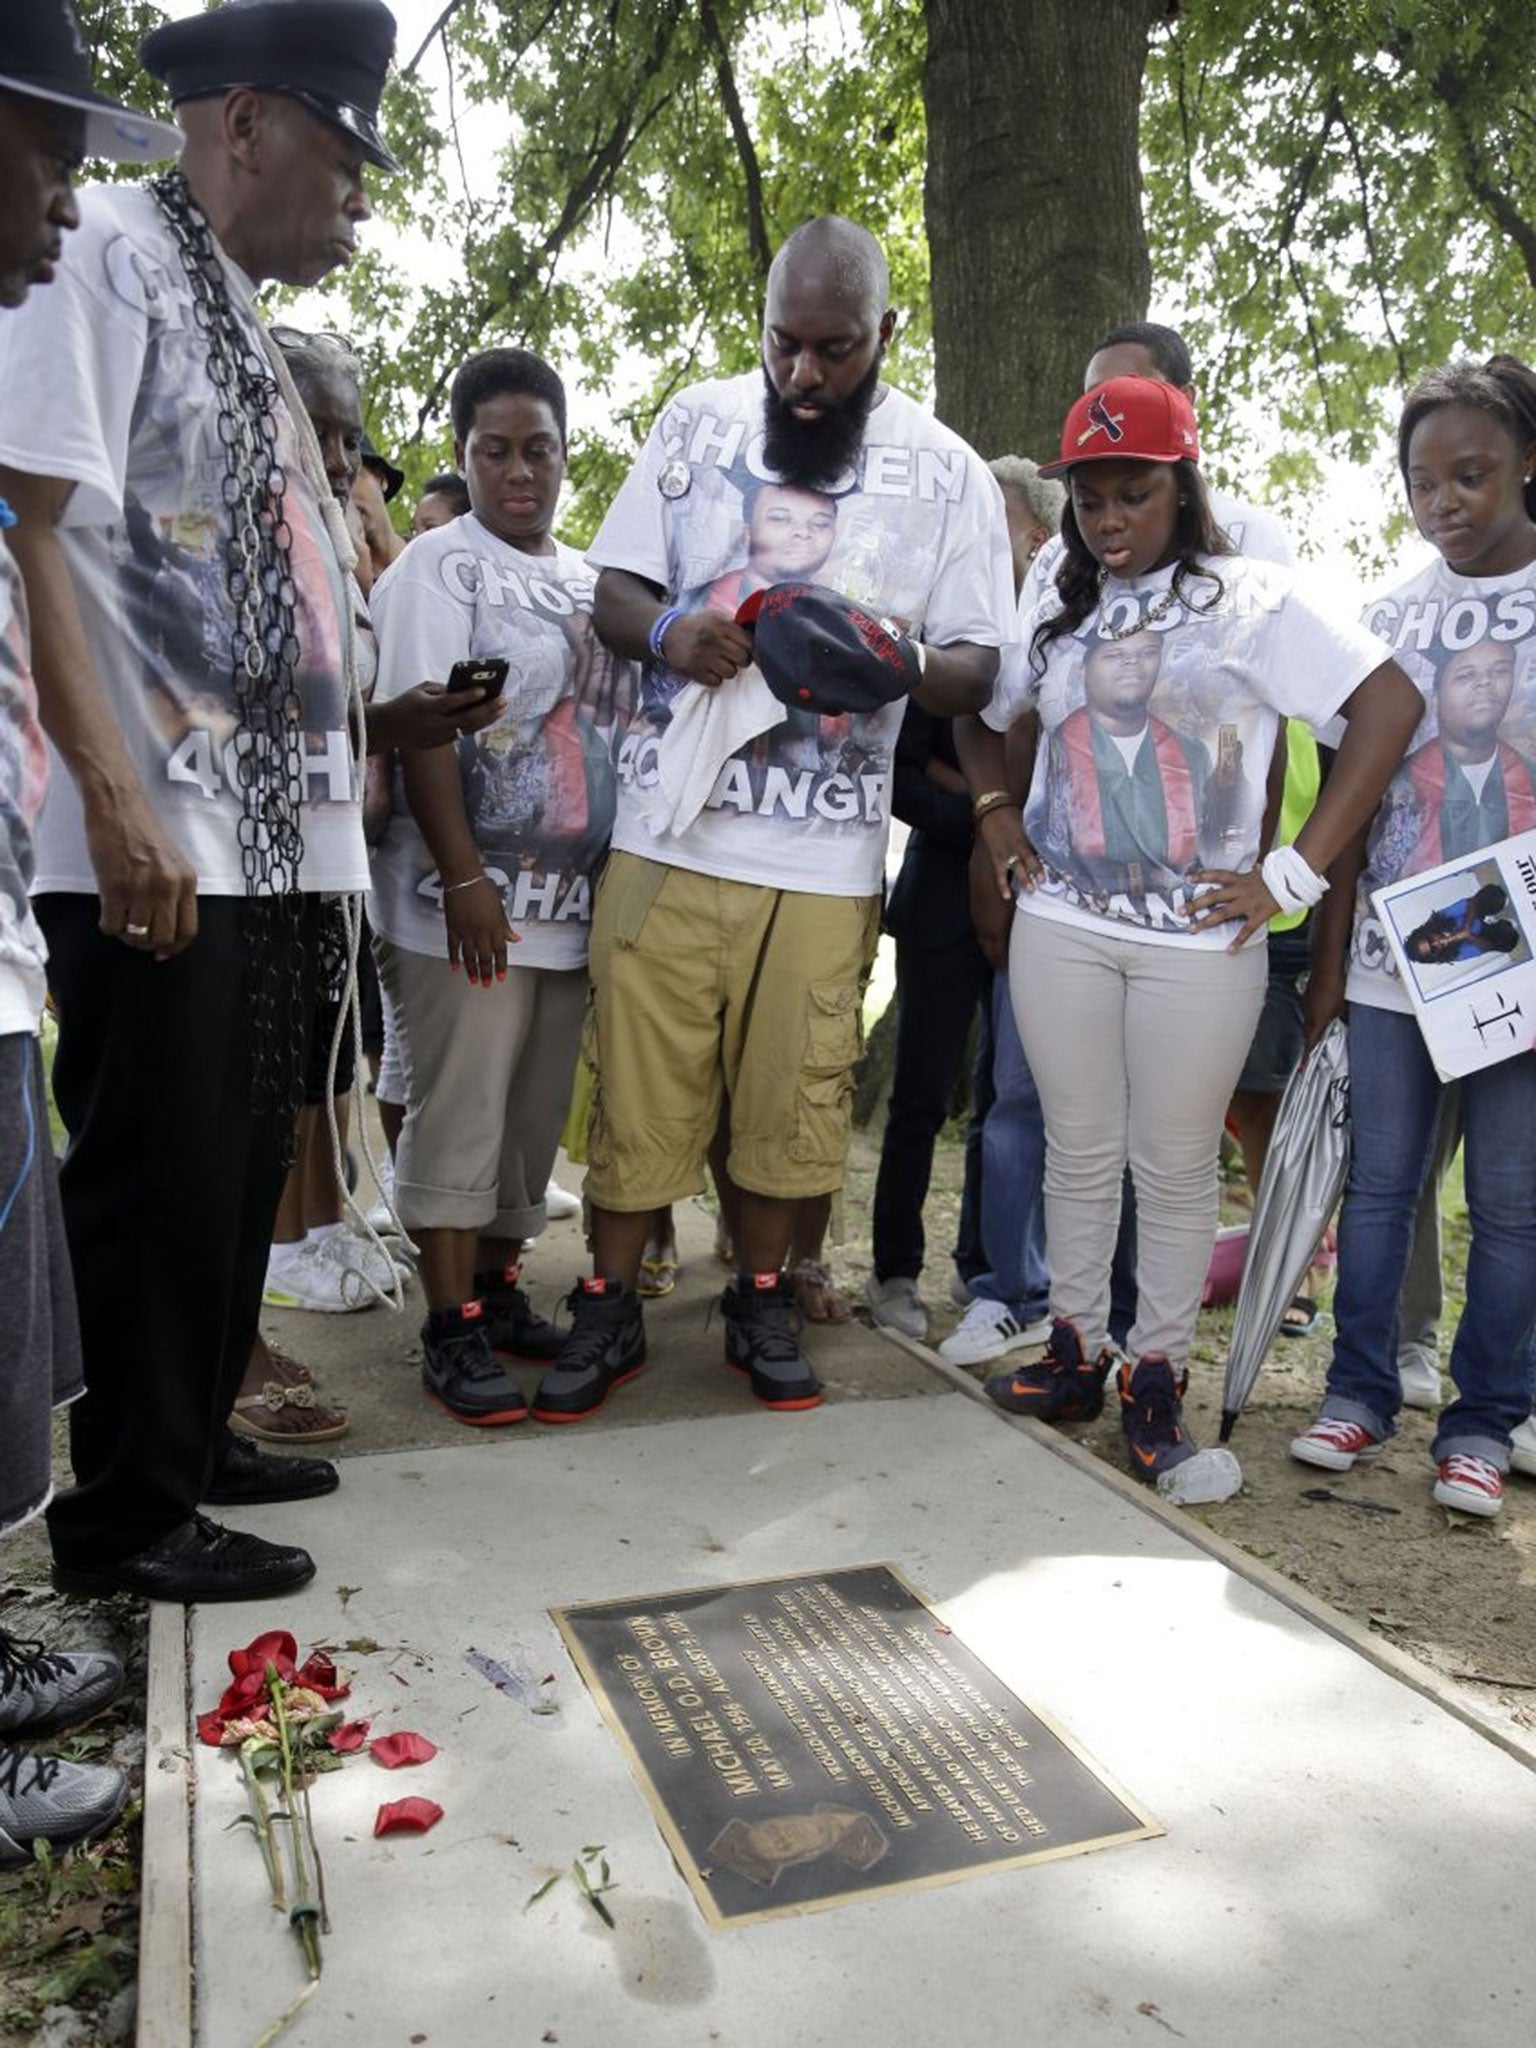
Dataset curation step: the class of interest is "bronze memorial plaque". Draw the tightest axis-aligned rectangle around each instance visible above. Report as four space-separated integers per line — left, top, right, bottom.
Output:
552 1563 1160 1926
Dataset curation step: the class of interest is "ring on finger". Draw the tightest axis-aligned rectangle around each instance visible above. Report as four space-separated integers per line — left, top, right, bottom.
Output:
125 921 151 939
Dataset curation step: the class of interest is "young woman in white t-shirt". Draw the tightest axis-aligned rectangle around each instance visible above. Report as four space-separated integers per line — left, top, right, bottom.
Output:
1293 354 1536 1518
956 375 1421 1501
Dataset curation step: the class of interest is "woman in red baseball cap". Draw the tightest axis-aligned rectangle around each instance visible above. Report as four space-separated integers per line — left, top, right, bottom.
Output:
956 374 1421 1501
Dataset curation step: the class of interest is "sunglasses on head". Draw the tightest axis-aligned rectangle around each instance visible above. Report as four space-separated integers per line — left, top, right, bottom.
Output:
269 325 360 358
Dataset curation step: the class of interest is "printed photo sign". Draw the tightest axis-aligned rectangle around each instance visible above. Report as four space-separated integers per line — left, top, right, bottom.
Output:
1374 827 1536 1078
552 1563 1159 1927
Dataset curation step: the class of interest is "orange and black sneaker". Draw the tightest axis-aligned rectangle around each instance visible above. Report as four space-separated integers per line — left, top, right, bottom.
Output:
1117 1355 1196 1482
529 1278 646 1422
477 1260 562 1362
985 1317 1105 1421
421 1301 528 1426
722 1272 822 1411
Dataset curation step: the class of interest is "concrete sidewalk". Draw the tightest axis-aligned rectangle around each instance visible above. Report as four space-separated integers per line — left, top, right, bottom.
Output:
161 1385 1536 2048
257 1166 943 1456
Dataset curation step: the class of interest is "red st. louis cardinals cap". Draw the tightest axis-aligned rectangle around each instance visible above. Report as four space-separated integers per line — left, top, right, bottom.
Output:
1038 376 1200 478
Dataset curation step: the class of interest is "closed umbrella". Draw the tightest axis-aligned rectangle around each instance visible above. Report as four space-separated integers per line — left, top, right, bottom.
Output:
1219 1018 1351 1441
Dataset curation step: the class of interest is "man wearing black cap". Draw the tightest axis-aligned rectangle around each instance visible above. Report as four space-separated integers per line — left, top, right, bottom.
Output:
0 0 399 1605
531 215 1015 1423
0 0 181 1869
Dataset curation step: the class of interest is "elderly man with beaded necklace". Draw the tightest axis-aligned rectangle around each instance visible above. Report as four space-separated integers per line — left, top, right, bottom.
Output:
0 0 411 1606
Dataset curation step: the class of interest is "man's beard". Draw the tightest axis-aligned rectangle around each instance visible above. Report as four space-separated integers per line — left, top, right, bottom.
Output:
760 354 882 492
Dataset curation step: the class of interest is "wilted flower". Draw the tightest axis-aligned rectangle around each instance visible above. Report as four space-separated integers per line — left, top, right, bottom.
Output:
197 1631 349 1748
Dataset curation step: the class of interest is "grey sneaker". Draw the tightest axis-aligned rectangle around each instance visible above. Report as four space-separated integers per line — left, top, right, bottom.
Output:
530 1280 646 1422
722 1273 822 1410
0 1633 124 1741
421 1303 528 1426
0 1743 129 1867
1397 1344 1441 1412
865 1273 928 1342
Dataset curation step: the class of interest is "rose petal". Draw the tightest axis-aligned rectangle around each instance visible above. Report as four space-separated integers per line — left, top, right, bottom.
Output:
228 1632 298 1684
196 1710 227 1747
369 1732 437 1769
298 1649 339 1691
328 1719 372 1754
374 1797 443 1837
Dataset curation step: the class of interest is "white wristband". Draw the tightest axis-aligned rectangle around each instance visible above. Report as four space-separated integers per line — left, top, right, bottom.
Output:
1260 846 1328 918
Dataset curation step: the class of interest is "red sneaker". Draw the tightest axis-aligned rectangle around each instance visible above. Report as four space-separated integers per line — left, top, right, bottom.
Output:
1289 1416 1384 1472
1432 1454 1503 1518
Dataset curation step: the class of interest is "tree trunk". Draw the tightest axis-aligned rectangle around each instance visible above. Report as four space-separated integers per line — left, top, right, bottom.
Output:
923 0 1168 461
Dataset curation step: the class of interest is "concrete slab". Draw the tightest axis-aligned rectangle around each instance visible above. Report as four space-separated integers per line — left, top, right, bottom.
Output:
261 1169 941 1459
179 1394 1536 2048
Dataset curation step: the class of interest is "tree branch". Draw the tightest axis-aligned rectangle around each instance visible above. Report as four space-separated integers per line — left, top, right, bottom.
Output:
1274 89 1338 250
1336 108 1407 388
406 74 678 443
404 0 474 78
1430 61 1536 289
698 0 774 286
1283 246 1337 439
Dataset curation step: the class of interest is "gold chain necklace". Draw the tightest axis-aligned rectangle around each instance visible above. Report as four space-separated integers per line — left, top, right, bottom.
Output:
1098 579 1183 640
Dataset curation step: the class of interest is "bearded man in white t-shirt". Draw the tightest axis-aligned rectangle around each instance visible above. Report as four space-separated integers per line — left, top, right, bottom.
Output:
530 216 1017 1423
0 0 403 1607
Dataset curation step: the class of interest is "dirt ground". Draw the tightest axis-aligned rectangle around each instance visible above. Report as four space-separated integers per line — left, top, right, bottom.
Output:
3 1120 1532 2044
827 1128 1536 1726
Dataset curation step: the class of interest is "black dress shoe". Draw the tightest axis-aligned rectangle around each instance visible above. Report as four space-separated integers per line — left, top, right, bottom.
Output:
51 1516 316 1605
204 1437 340 1506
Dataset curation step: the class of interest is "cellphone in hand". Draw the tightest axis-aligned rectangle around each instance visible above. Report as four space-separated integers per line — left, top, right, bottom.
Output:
446 656 509 706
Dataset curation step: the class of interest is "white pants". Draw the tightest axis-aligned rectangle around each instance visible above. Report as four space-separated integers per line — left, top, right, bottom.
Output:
1010 911 1266 1365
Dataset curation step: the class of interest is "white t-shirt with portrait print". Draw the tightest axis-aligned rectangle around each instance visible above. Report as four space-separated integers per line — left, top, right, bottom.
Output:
0 185 366 899
586 369 1017 898
1019 483 1293 622
368 519 637 967
1347 553 1536 1014
984 554 1390 950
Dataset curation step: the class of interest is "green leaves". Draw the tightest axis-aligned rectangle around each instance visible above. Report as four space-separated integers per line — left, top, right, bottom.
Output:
73 0 1536 570
1143 0 1536 555
524 1844 619 1924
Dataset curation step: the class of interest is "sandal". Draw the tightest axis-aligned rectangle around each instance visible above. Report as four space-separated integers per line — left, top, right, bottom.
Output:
230 1379 349 1442
230 1344 348 1442
790 1259 852 1325
1279 1293 1320 1338
637 1248 680 1298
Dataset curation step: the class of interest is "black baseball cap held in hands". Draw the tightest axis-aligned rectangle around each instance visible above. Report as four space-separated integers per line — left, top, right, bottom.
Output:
736 582 920 716
141 0 401 173
0 0 182 161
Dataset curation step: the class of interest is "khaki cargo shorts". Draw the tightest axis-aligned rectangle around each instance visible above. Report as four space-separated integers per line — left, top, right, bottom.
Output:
584 851 880 1212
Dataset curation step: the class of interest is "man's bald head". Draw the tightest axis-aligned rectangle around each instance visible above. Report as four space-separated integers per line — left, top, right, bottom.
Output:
760 217 895 490
768 216 890 323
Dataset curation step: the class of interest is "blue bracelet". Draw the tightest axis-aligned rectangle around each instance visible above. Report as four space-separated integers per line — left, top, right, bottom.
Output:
648 606 682 661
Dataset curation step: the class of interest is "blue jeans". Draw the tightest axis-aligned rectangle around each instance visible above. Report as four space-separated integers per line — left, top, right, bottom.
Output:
965 974 1050 1322
1324 1004 1536 1466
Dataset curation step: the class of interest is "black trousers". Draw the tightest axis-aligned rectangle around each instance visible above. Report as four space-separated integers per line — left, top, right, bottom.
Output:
38 895 314 1564
871 931 991 1282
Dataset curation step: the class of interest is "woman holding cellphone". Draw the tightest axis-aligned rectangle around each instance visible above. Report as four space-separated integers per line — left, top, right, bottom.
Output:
369 348 636 1427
